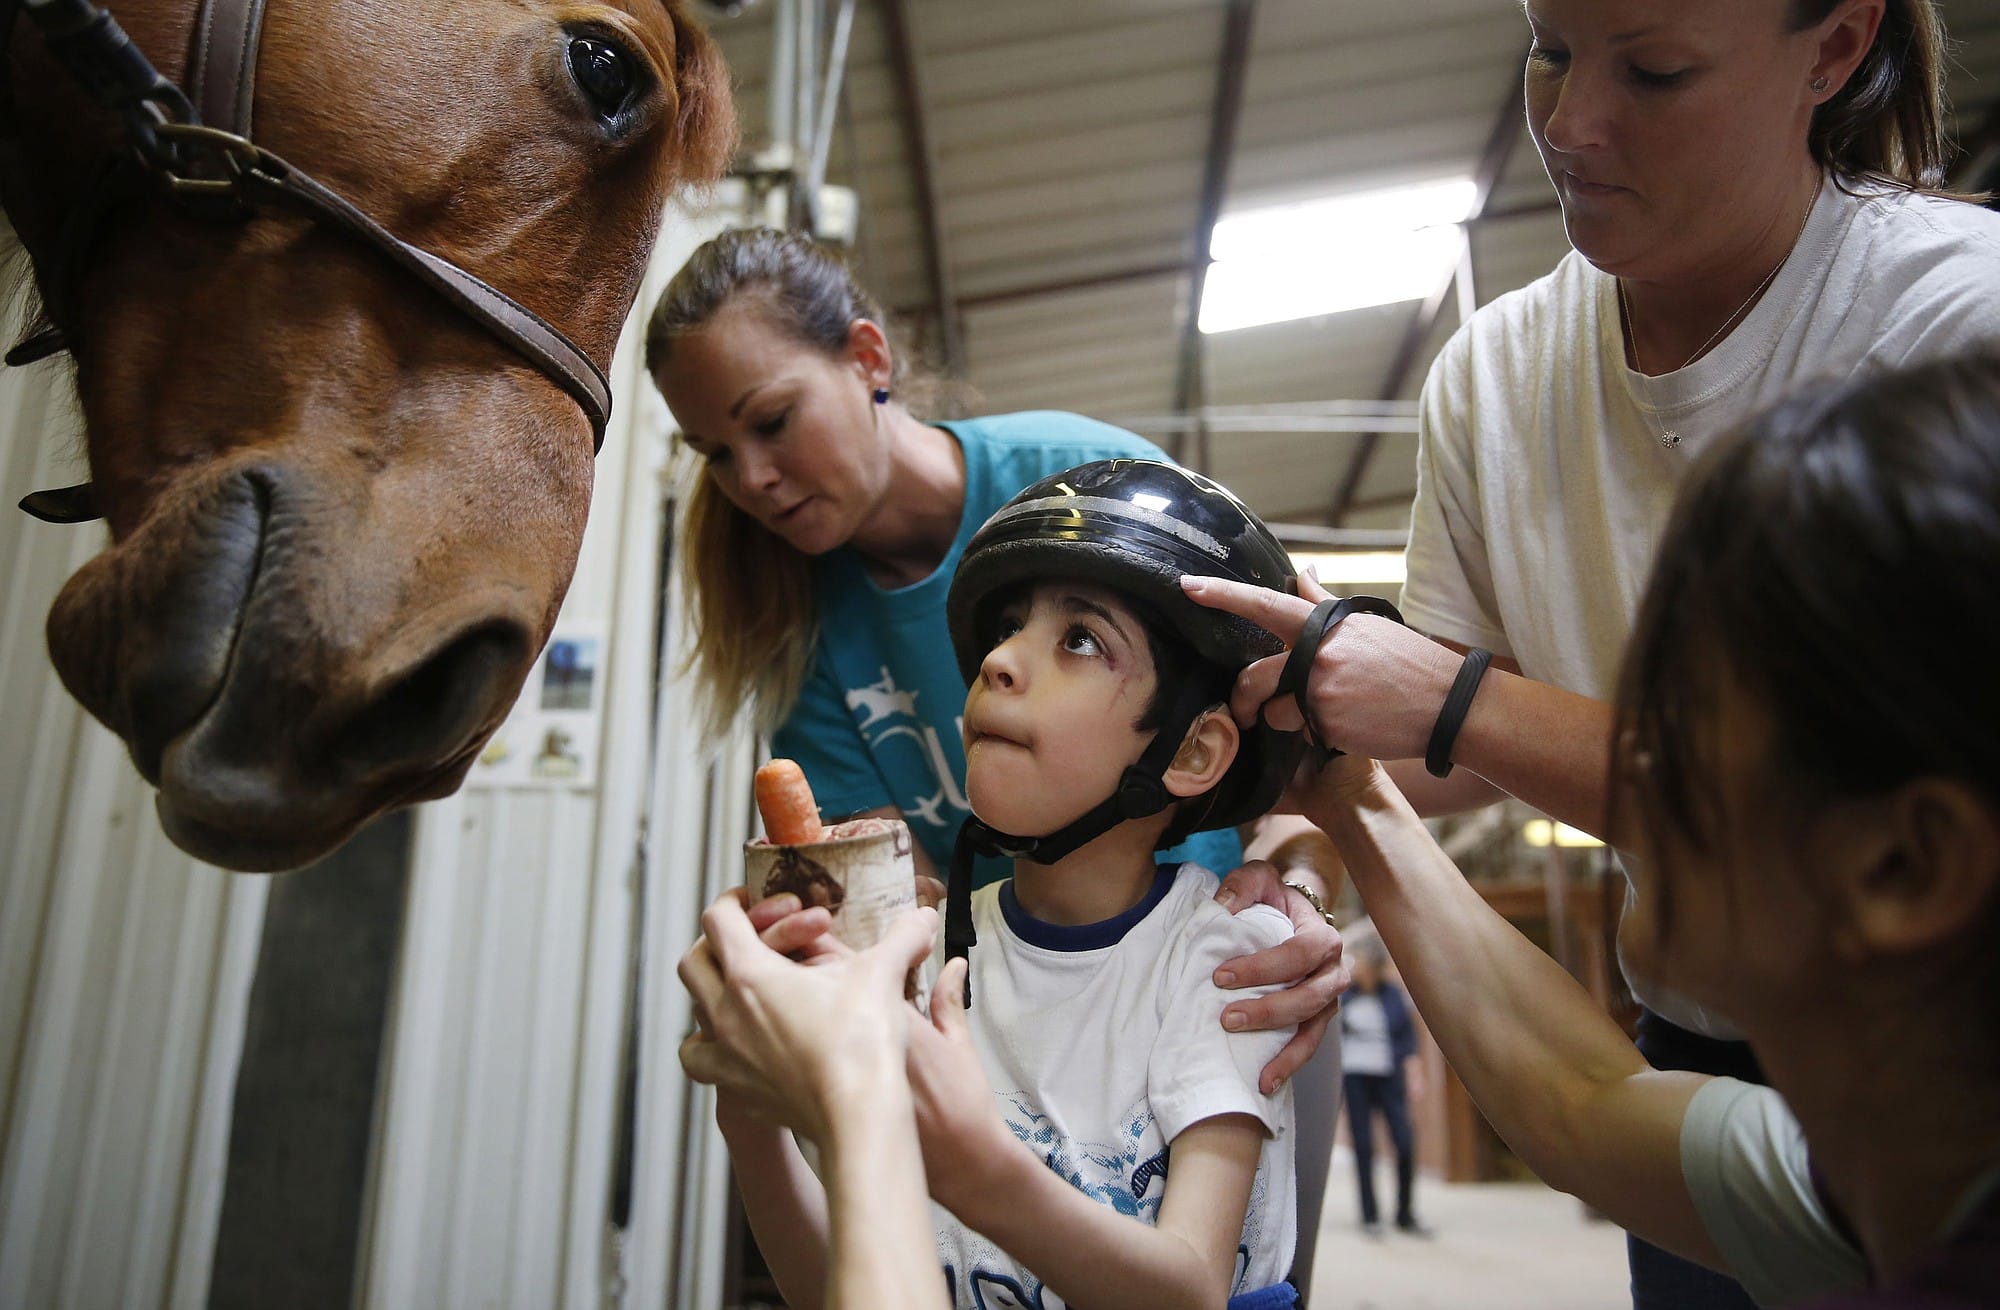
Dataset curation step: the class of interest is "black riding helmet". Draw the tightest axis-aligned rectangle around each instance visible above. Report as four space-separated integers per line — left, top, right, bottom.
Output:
941 459 1305 998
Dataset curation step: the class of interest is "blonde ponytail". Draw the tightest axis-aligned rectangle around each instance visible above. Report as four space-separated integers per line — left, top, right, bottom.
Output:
675 469 818 738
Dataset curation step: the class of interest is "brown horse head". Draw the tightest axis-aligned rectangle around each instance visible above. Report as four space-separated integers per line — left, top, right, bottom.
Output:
1 0 734 869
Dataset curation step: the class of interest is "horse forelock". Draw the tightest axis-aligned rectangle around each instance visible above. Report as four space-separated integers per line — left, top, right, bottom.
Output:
659 0 738 190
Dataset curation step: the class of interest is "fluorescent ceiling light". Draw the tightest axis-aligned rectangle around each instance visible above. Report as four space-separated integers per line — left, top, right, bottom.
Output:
1290 550 1407 587
1523 819 1606 849
1201 177 1477 334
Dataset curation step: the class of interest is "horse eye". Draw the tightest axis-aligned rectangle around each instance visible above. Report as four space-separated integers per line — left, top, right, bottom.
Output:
567 35 636 117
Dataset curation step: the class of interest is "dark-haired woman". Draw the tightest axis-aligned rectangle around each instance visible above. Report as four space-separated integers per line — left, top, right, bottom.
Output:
644 228 1348 1088
1191 351 2000 1308
1225 3 2000 1301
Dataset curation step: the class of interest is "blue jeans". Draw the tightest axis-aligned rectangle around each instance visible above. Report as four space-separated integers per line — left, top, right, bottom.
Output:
1343 1071 1415 1226
1628 1008 1766 1310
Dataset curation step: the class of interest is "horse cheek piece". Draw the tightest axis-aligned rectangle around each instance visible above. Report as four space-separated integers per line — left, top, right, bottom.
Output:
4 0 725 869
11 0 613 521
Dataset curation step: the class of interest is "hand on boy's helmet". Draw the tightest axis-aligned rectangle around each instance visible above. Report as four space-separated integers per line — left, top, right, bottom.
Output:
1212 862 1352 1095
1181 570 1461 763
906 957 1019 1212
678 891 937 1143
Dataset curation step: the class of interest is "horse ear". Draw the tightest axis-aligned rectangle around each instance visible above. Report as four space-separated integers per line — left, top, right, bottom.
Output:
662 2 739 186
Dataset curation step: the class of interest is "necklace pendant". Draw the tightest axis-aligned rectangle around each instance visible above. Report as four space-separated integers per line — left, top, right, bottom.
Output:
1658 429 1683 449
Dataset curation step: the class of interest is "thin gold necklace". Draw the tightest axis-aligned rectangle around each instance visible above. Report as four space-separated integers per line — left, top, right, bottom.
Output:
1618 190 1816 449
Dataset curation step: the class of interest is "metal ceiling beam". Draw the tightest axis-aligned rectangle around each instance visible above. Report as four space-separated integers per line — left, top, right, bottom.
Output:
900 202 1558 319
907 261 1188 316
1327 79 1527 525
878 0 964 375
1273 487 1424 523
1265 523 1411 550
1172 0 1257 468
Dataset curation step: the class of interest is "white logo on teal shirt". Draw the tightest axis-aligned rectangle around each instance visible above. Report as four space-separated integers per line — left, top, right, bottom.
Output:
845 666 919 728
843 666 968 836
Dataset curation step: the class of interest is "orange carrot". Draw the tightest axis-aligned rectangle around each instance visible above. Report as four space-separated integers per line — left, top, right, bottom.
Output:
755 759 824 845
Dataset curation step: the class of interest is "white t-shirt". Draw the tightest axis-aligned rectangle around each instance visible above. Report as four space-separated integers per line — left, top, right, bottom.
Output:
1338 992 1395 1077
1404 175 2000 1034
934 863 1297 1309
1681 1078 1867 1306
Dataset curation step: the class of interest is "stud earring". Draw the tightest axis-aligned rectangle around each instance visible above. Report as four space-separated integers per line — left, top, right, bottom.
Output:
872 387 891 405
1811 75 1830 93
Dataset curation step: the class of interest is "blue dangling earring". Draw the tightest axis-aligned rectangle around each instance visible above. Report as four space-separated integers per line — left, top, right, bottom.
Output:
872 387 891 405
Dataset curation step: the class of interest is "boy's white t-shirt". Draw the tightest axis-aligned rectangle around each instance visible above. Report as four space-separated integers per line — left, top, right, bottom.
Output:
934 862 1297 1309
1404 176 2000 1035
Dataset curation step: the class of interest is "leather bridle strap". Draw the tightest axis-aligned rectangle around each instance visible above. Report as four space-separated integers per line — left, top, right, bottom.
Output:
215 131 615 450
185 0 258 136
11 0 615 523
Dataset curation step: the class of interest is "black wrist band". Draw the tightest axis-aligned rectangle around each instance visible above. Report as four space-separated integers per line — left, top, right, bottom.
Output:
1273 595 1407 758
1425 647 1492 778
1277 600 1342 741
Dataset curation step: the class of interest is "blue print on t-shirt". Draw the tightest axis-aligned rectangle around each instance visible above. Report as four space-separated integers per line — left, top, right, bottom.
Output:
1006 1093 1164 1219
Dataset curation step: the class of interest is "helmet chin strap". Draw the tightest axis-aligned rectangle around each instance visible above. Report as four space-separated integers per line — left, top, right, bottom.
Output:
944 678 1218 1007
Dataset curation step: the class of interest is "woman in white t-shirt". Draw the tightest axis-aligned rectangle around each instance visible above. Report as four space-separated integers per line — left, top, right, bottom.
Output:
1232 4 1999 1303
1188 353 2000 1309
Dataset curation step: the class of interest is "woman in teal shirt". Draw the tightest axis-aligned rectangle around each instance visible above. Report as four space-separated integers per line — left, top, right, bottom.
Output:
646 228 1344 1081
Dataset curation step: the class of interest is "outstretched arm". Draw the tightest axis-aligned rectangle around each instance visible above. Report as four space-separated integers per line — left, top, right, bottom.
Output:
909 958 1266 1310
715 1109 834 1310
717 1063 934 1310
1382 646 1616 833
1182 572 1617 838
1295 758 1724 1267
680 894 946 1310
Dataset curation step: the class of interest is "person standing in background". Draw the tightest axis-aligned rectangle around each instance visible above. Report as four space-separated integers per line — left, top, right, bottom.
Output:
1339 920 1430 1238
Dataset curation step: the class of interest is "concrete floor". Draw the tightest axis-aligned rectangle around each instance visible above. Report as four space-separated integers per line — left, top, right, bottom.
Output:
1306 1151 1632 1310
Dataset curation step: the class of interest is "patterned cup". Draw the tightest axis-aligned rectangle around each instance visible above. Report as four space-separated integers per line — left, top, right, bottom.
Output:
745 816 933 1007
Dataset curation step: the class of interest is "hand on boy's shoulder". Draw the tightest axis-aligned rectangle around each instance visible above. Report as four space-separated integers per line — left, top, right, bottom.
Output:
1190 889 1295 948
1177 868 1296 976
1190 865 1295 931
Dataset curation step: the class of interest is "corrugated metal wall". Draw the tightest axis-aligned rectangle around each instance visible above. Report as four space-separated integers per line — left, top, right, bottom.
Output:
0 301 269 1308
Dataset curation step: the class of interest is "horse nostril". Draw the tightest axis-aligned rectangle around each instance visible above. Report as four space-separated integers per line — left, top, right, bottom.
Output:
333 622 532 773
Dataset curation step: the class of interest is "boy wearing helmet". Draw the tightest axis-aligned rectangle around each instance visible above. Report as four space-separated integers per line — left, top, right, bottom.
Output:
723 460 1307 1309
909 459 1304 1309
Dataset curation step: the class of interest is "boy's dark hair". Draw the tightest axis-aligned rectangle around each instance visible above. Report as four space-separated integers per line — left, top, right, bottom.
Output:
1129 597 1237 736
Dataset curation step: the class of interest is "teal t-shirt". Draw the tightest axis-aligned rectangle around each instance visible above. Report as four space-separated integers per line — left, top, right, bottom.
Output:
771 411 1245 887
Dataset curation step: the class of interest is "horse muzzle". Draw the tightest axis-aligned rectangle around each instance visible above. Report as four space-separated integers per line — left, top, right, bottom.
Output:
45 461 542 871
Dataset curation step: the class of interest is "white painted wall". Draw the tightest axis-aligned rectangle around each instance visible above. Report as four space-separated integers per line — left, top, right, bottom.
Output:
0 293 269 1309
